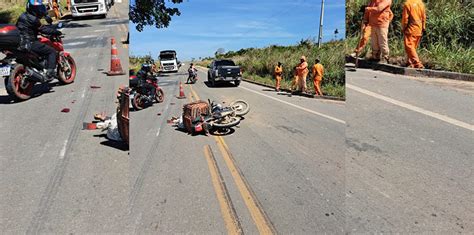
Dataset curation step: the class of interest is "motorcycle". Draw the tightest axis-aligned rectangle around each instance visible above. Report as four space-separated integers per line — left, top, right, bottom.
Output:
129 73 164 110
197 99 250 134
0 23 76 101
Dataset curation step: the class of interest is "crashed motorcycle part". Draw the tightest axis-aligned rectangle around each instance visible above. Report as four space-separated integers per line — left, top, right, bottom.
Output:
209 116 241 128
230 100 250 116
131 93 145 110
155 88 164 103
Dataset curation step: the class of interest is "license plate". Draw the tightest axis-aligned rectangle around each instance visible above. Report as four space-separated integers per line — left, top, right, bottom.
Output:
0 65 10 76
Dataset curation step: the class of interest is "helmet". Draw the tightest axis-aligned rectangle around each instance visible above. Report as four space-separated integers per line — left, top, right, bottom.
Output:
140 63 152 73
26 0 47 17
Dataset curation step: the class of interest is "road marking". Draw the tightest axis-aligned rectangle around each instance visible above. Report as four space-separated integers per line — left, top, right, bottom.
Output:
239 86 346 125
59 140 68 159
63 41 87 47
215 136 276 235
204 145 243 235
189 83 275 234
347 84 474 131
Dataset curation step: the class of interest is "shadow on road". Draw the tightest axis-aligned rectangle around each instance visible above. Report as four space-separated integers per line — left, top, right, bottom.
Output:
94 134 129 151
203 81 238 89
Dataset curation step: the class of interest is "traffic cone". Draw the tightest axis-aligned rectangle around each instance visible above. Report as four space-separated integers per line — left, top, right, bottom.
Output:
107 37 125 76
177 82 186 99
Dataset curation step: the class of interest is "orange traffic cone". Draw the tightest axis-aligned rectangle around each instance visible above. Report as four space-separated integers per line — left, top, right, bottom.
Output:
177 82 186 99
107 38 125 76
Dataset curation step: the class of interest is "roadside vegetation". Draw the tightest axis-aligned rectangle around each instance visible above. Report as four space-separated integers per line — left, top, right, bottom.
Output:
346 0 473 74
0 4 24 24
197 39 346 98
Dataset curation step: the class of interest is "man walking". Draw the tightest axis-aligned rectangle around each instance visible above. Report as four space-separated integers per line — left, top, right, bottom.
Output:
365 0 393 63
296 56 309 93
312 59 324 96
274 62 283 92
402 0 426 68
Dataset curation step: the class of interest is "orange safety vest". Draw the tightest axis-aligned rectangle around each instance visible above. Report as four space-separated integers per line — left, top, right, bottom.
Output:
312 64 324 81
402 0 426 36
365 0 393 28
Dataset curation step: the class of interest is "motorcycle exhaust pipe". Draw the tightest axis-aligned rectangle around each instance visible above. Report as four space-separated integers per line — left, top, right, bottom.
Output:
25 68 44 82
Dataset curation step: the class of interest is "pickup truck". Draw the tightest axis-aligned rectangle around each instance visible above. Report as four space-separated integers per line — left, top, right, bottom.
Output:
207 59 242 87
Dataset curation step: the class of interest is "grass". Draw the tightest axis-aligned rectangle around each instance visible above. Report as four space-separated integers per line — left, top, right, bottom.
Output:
200 40 345 98
0 4 24 24
346 0 473 74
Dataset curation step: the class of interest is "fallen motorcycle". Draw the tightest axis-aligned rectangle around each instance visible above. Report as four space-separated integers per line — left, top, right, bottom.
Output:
129 74 164 110
0 23 76 101
182 99 250 135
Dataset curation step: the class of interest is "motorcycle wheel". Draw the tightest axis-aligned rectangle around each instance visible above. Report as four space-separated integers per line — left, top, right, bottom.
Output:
6 64 34 101
155 88 164 103
58 55 77 84
131 93 145 110
230 100 250 116
211 116 241 128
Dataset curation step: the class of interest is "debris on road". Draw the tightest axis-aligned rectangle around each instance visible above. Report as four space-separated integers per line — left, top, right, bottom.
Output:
61 108 70 113
90 85 101 89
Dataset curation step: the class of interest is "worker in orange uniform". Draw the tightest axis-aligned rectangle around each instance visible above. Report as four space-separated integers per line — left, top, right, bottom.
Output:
296 56 309 93
365 0 393 63
402 0 426 68
274 62 283 92
352 5 371 57
291 65 300 92
52 0 60 20
312 59 324 96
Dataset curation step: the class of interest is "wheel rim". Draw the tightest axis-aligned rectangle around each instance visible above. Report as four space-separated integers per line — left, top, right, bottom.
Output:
13 68 33 96
156 89 164 103
61 56 76 82
133 95 144 109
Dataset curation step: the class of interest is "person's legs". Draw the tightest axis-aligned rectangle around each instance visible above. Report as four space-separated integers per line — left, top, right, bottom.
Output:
275 75 281 91
379 27 390 62
370 27 381 60
315 79 323 96
413 36 424 68
31 41 57 81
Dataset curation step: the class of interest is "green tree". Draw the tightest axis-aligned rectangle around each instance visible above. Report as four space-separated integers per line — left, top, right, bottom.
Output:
130 0 184 32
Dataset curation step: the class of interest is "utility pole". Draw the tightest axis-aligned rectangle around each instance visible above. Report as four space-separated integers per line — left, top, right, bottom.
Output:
317 0 325 48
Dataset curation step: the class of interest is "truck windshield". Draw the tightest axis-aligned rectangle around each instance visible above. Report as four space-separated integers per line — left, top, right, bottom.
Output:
160 54 175 60
215 60 236 66
73 0 99 3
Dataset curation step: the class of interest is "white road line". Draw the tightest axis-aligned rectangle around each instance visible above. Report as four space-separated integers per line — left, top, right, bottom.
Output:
156 127 161 137
239 86 346 125
59 140 68 159
347 84 474 131
63 41 87 47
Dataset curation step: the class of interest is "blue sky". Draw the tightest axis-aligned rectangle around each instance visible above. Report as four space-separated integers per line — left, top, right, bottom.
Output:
130 0 345 61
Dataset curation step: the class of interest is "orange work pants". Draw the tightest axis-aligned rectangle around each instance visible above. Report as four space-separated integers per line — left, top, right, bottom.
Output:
404 34 423 68
291 75 299 91
275 75 282 90
313 77 322 95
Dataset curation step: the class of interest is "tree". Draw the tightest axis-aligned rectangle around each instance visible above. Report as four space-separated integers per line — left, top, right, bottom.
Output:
130 0 184 32
215 48 226 57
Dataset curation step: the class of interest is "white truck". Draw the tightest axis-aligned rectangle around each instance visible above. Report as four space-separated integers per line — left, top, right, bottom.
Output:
71 0 113 18
159 50 179 73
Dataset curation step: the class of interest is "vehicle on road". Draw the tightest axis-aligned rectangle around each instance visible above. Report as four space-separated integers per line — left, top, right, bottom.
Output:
70 0 109 18
207 59 242 87
159 50 179 73
0 23 76 101
129 73 164 110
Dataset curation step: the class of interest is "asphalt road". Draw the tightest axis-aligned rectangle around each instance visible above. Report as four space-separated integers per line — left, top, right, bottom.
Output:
0 2 130 233
130 66 346 233
346 68 474 233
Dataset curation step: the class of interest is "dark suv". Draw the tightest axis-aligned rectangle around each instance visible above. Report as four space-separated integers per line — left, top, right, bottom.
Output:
207 59 242 87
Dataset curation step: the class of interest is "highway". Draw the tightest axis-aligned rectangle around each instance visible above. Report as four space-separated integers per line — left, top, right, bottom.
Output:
346 68 474 233
0 2 130 233
130 66 346 233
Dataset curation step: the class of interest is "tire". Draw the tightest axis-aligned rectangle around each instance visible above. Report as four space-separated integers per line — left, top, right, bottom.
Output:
6 64 34 101
210 77 215 87
230 100 250 116
131 93 145 110
211 116 240 128
58 55 77 84
234 80 240 87
155 88 164 103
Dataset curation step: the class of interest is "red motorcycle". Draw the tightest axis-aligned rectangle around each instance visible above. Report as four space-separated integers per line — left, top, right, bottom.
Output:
0 23 76 101
129 71 164 110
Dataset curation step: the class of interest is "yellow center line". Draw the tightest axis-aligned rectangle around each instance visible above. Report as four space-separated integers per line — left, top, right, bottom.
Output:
215 136 275 235
188 84 275 234
203 146 243 235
